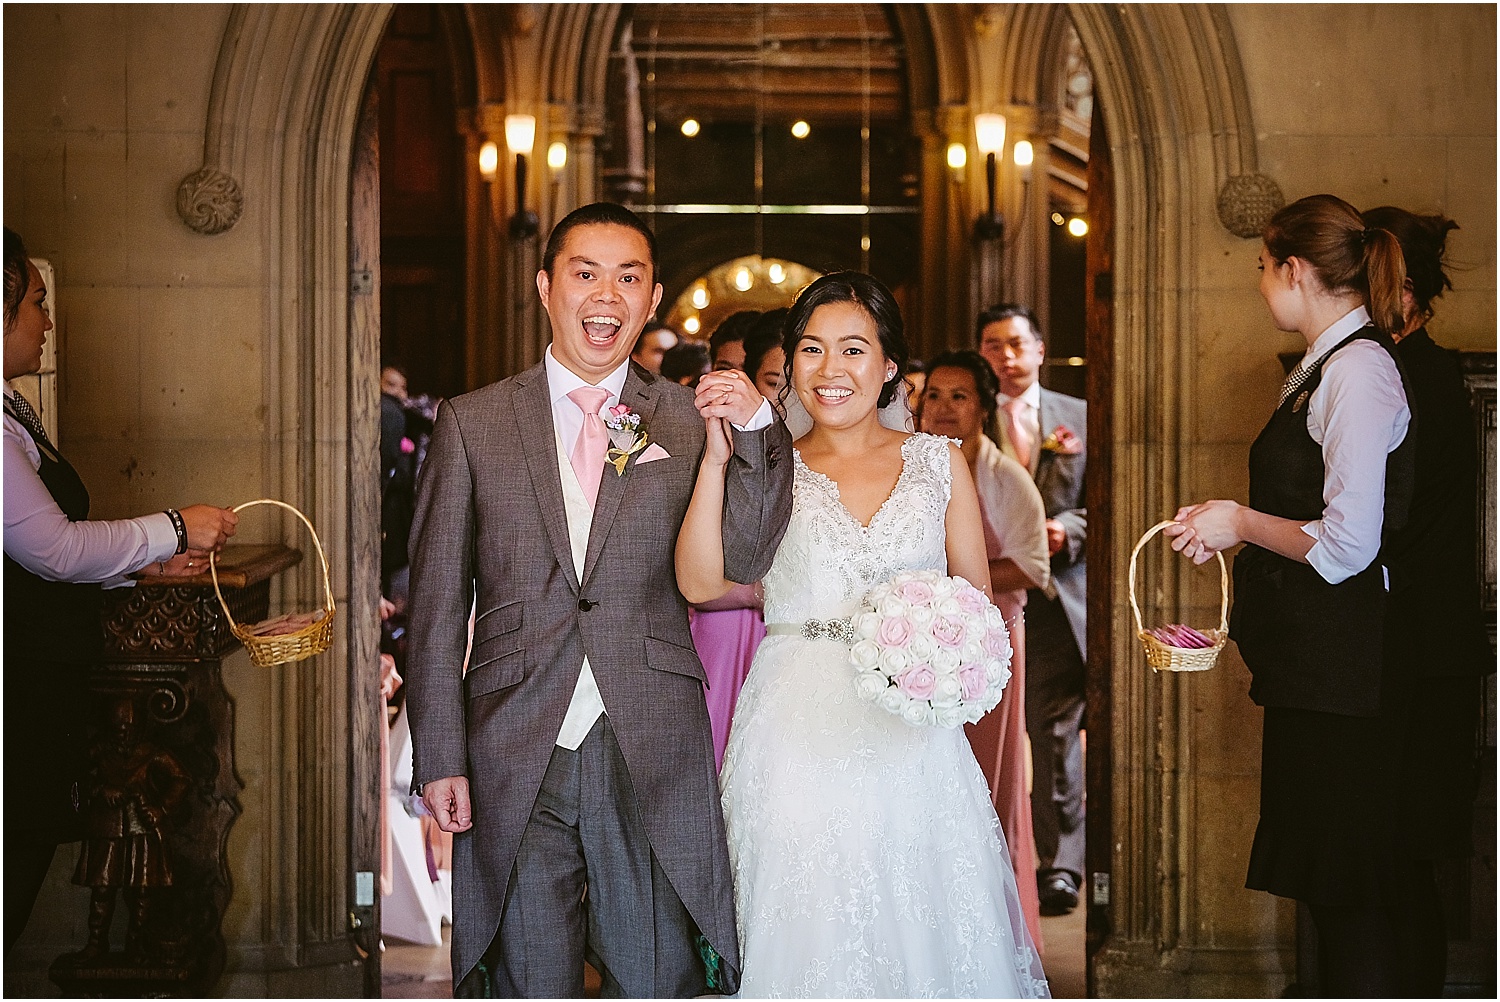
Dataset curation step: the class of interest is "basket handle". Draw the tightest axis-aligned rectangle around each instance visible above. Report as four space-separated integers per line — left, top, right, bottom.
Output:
1127 520 1229 637
209 499 336 633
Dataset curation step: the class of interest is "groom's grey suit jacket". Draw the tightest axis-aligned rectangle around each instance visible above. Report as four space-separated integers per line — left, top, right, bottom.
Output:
405 359 793 991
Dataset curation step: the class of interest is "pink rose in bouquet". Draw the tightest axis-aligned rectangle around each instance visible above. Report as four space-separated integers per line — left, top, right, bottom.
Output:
893 579 935 606
931 614 968 648
895 663 937 700
982 626 1011 658
958 663 988 701
875 615 915 649
954 585 987 615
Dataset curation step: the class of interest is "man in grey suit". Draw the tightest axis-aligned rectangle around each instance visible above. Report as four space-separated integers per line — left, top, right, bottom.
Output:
979 303 1088 917
405 203 794 997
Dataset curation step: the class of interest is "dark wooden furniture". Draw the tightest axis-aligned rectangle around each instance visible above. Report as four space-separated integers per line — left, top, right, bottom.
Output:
48 545 301 998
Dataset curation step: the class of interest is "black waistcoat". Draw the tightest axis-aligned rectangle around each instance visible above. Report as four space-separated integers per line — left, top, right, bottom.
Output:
3 409 104 663
1228 327 1416 718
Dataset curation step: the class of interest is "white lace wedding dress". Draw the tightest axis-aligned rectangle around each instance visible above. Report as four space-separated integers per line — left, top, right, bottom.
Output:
720 434 1050 999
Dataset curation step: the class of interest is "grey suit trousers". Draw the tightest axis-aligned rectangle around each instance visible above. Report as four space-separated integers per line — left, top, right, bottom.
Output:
460 716 705 999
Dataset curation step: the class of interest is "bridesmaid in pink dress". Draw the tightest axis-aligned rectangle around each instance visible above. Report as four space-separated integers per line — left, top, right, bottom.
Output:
921 352 1051 947
689 585 765 769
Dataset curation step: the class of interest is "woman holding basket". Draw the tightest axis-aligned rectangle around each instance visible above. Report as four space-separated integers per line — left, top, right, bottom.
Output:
1163 195 1413 996
2 227 238 953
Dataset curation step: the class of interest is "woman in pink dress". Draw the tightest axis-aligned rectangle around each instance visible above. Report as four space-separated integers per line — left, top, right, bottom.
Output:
921 349 1051 947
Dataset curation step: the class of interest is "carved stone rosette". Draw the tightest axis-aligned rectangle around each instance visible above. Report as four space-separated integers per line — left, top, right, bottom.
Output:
1216 173 1286 239
176 166 244 235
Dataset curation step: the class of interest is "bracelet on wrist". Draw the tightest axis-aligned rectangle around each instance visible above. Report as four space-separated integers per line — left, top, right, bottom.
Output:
164 509 189 554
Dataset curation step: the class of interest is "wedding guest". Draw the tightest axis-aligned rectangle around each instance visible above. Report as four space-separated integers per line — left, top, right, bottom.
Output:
3 227 238 954
1165 195 1413 996
1361 205 1490 996
709 310 762 371
741 308 789 416
630 325 678 374
920 348 1050 947
660 340 711 388
979 302 1089 916
381 365 418 597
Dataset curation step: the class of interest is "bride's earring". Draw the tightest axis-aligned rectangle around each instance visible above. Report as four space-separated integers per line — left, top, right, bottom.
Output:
885 365 897 381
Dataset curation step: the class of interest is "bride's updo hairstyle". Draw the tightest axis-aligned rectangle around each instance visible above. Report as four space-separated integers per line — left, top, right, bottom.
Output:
781 270 909 407
1262 193 1407 337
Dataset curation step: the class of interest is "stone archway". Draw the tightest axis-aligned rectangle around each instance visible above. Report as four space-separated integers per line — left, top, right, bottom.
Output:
180 4 1280 992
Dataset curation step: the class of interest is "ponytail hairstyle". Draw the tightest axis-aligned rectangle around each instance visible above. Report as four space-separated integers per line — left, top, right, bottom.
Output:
1360 205 1459 328
1262 194 1407 337
4 227 30 333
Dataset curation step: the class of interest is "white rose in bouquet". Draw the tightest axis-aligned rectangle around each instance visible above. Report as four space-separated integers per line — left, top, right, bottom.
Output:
900 700 933 726
850 640 881 668
853 671 888 701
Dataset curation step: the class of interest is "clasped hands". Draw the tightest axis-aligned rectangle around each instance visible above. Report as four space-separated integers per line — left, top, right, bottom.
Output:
692 368 766 467
1161 499 1244 565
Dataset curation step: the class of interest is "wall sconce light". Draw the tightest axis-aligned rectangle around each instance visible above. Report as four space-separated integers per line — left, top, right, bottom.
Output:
547 141 568 172
946 142 967 171
478 141 500 183
505 113 539 239
973 113 1006 241
791 120 811 140
681 118 701 138
1013 139 1034 177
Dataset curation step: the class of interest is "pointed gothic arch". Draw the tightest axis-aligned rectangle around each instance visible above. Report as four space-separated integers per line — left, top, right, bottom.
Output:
181 4 1282 990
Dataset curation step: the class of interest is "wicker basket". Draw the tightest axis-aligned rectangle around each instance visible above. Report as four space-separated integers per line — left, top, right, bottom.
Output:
210 499 335 667
1128 520 1229 672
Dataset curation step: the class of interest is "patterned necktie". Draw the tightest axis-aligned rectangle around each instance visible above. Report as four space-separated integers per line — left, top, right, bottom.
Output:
5 392 52 449
567 386 612 509
1278 350 1333 408
1001 398 1033 468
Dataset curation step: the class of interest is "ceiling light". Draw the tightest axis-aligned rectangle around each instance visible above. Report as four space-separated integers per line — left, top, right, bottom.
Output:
861 236 871 252
681 118 700 138
691 286 709 310
1051 212 1065 226
684 315 701 335
768 263 786 285
733 267 753 292
1068 217 1089 237
791 120 811 140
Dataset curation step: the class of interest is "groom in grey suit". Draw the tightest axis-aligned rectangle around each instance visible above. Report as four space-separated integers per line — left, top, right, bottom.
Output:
405 203 793 997
979 303 1088 917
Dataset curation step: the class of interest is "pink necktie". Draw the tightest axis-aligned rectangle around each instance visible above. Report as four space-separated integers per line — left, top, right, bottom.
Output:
567 386 612 508
1002 398 1033 468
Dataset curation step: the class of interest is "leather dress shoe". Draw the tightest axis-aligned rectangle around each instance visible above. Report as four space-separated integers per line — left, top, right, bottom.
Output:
1038 872 1079 916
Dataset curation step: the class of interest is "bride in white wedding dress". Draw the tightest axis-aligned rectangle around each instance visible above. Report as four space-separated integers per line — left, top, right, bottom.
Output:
677 272 1050 999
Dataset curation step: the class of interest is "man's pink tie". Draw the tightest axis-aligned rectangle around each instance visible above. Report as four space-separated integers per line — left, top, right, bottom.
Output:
1002 398 1033 469
567 386 612 508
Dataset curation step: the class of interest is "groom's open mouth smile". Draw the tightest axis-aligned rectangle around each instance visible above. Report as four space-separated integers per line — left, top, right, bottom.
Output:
581 315 624 347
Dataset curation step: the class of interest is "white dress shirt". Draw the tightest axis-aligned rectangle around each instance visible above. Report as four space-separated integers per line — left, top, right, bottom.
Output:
543 349 774 749
1292 306 1411 585
3 383 177 586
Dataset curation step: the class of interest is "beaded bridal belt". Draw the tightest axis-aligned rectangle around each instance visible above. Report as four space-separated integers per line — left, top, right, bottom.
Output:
765 617 856 644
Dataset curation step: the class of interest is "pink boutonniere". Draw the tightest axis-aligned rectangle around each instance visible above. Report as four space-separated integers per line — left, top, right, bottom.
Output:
1040 424 1083 456
602 405 650 474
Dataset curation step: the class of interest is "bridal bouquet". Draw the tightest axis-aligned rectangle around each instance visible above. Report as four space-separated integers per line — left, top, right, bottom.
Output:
848 570 1013 728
